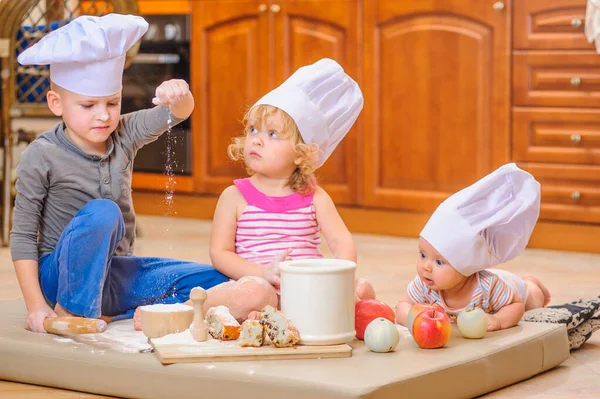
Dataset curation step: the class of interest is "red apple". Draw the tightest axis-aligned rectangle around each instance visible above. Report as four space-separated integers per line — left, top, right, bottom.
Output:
412 309 452 349
355 299 395 340
406 302 443 335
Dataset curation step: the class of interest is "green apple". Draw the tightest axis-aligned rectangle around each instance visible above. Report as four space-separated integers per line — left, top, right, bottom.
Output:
457 307 487 339
364 317 400 353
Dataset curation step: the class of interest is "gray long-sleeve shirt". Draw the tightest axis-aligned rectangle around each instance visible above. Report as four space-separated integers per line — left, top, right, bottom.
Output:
10 106 183 261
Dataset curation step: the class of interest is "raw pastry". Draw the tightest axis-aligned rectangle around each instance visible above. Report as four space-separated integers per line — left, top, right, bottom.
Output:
238 319 265 347
205 306 241 340
258 305 300 348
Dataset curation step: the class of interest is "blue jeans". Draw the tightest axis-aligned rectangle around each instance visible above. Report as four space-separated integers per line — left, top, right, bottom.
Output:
38 199 228 320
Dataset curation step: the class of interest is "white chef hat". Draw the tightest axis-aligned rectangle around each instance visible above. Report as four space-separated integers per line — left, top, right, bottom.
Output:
17 13 148 97
252 58 363 167
420 163 541 276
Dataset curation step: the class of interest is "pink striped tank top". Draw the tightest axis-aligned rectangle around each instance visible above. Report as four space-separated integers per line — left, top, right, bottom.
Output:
234 178 323 265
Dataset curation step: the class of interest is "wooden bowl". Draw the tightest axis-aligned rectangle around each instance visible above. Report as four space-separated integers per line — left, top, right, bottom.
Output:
140 303 194 339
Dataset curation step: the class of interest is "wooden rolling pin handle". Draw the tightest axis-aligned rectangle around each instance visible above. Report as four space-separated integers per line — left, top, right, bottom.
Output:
43 317 107 335
190 287 208 342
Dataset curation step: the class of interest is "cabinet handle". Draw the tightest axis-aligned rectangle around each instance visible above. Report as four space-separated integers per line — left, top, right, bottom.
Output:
571 191 581 201
258 4 267 13
570 134 582 144
570 77 582 87
270 4 281 13
492 2 505 11
571 18 583 28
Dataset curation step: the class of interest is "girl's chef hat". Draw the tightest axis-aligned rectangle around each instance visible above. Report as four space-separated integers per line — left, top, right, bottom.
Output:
252 58 363 167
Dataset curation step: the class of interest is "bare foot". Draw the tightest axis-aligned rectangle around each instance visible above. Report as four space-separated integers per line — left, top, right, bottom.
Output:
133 306 143 331
355 278 376 302
99 315 112 324
247 310 259 320
523 275 551 310
54 302 77 317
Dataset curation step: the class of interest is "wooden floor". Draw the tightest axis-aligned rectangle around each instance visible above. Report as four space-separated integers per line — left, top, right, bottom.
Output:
1 215 599 398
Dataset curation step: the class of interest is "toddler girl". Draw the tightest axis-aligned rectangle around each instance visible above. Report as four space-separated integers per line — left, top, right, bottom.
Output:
395 163 551 331
202 58 376 320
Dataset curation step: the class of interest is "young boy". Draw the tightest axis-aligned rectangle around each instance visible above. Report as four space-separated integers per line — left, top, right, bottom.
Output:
11 13 228 334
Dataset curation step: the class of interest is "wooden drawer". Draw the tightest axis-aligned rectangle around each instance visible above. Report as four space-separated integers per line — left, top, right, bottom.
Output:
519 163 600 223
513 52 600 107
513 107 600 165
514 0 593 50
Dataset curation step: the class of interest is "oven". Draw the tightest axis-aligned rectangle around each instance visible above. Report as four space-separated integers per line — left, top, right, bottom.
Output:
122 14 192 175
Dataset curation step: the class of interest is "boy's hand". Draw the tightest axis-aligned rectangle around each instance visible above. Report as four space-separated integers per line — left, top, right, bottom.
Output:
263 249 293 288
152 79 192 107
26 303 57 333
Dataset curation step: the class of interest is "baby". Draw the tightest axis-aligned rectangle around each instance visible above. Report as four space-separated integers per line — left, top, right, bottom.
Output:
395 163 551 331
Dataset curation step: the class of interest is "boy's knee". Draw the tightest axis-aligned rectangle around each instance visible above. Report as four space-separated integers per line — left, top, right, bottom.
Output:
81 199 123 231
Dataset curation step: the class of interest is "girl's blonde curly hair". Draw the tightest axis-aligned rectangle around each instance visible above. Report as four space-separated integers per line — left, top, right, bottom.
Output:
228 105 319 195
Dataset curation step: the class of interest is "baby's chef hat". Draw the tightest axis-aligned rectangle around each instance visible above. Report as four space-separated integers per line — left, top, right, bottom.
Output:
17 13 148 97
420 163 541 276
252 58 363 167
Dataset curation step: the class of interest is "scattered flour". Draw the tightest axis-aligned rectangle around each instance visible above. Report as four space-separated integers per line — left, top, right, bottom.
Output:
50 320 150 354
140 303 193 312
153 328 240 348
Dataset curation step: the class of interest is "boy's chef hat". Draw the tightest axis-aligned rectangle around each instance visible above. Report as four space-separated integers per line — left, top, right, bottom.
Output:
420 163 541 276
252 58 363 167
17 13 148 97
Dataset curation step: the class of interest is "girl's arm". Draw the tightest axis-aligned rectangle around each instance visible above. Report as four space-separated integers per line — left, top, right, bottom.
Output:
209 185 277 283
313 187 356 262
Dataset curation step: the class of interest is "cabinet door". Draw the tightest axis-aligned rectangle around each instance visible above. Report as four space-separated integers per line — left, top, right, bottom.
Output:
191 0 269 194
271 0 361 205
363 0 511 212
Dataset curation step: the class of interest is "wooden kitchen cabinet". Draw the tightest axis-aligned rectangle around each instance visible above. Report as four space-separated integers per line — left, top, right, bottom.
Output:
362 0 511 212
189 0 360 204
511 0 600 225
513 108 600 224
133 0 600 253
189 0 268 195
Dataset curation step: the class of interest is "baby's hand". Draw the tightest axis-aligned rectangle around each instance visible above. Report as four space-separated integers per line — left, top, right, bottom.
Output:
486 314 502 332
26 304 57 333
263 249 293 288
152 79 191 107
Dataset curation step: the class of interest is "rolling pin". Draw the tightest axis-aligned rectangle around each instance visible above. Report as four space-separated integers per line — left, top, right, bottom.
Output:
43 317 107 335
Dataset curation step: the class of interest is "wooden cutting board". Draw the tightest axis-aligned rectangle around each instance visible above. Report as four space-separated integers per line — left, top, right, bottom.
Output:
149 330 352 364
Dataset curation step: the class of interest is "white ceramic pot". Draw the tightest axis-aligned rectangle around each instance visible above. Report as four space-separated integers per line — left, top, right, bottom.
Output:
279 259 356 345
